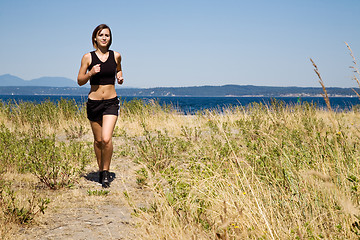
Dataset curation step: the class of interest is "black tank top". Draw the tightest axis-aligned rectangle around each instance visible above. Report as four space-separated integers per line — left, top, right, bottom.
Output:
88 50 117 85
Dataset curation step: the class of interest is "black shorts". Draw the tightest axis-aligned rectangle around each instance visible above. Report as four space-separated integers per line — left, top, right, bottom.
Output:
86 97 120 122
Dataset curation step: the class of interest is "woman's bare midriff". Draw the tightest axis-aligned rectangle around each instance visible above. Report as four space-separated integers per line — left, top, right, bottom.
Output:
88 85 117 100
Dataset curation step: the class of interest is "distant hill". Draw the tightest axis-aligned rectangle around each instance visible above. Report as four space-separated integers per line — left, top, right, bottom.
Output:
0 74 78 87
0 74 359 97
0 74 27 86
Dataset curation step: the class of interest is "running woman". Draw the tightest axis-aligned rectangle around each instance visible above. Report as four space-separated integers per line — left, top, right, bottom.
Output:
77 24 124 188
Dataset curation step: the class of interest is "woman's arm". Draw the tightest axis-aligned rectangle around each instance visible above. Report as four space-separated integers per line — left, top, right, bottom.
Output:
77 53 100 86
114 51 123 85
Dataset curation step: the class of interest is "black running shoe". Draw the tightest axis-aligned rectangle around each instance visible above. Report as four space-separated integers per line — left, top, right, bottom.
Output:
99 171 103 184
102 170 110 188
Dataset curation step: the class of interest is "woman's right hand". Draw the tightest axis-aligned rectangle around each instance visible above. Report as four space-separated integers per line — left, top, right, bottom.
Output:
89 64 101 76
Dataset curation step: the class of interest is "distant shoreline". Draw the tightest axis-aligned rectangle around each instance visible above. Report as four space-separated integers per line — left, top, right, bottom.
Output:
0 85 359 98
0 93 358 98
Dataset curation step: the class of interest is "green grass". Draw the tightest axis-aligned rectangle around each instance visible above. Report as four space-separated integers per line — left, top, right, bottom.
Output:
0 99 91 235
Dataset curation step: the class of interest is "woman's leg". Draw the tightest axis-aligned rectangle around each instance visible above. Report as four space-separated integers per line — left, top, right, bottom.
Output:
90 120 103 170
100 114 118 171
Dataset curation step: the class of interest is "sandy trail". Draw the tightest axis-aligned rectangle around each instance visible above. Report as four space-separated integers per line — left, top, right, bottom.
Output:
15 150 150 240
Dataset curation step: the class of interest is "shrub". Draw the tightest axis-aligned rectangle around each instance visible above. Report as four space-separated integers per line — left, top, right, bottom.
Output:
25 134 92 189
0 180 50 224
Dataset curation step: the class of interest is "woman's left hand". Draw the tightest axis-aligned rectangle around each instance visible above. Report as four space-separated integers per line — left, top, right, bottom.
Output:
116 73 124 85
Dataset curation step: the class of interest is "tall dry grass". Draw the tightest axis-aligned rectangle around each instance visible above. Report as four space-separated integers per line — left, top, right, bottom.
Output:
1 96 360 239
346 42 360 100
118 101 360 239
310 58 332 112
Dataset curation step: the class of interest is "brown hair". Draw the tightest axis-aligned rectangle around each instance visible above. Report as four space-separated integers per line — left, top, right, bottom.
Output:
92 24 112 49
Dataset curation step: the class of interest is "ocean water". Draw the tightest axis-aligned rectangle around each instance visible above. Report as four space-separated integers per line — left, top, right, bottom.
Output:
0 95 360 114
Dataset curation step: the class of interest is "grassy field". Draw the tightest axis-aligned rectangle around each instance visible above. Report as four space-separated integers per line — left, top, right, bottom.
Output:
1 98 360 239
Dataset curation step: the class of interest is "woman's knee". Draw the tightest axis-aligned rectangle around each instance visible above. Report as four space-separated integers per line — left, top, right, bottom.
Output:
94 139 102 148
101 137 112 146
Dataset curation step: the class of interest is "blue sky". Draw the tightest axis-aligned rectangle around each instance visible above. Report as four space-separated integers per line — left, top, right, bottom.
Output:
0 0 359 88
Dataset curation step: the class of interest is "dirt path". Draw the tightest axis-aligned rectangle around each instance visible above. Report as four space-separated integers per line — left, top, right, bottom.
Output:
15 152 150 240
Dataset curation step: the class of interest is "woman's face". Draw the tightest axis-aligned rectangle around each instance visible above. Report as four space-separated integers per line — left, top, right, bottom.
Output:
95 28 111 49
